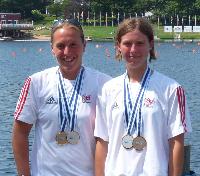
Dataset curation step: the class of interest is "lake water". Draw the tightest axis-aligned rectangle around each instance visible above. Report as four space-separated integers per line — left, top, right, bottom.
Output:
0 40 200 175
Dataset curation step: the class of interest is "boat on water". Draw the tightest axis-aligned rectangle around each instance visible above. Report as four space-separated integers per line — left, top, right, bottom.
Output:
85 36 92 41
0 36 13 41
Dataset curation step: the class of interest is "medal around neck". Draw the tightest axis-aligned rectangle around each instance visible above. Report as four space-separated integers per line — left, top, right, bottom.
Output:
132 136 147 151
122 134 134 149
67 131 80 144
56 131 68 145
57 67 84 145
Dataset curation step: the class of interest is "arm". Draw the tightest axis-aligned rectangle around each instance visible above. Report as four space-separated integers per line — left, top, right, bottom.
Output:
12 120 33 176
95 137 108 176
168 133 184 176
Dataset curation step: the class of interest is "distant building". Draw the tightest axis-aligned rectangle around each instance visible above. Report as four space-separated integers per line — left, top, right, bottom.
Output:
0 13 21 24
0 13 33 38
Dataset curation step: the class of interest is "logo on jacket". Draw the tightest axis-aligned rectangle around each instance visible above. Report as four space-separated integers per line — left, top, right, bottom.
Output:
144 98 155 108
46 96 58 104
82 95 91 103
112 101 119 109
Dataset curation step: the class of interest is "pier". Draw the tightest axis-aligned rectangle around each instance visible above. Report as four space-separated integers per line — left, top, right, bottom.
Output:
0 13 33 38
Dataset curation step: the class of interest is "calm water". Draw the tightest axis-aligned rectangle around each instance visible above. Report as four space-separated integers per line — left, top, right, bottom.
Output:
0 40 200 175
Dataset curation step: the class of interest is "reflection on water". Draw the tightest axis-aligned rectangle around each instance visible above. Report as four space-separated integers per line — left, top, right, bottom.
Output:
0 40 200 175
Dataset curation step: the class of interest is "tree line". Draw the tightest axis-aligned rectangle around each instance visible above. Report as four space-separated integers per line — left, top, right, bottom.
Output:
1 0 200 22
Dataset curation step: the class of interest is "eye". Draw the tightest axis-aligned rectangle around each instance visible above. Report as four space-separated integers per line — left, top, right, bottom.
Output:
70 43 77 48
56 43 65 49
135 41 144 46
123 41 132 47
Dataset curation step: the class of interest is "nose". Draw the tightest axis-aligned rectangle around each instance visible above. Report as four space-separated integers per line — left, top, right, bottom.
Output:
130 44 136 52
64 46 70 55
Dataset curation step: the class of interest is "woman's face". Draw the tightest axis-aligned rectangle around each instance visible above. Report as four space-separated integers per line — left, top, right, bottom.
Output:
117 29 153 71
51 26 85 79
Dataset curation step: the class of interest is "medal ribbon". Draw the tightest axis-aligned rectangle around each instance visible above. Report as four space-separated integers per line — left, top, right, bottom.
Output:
137 71 151 136
124 67 151 135
58 67 84 132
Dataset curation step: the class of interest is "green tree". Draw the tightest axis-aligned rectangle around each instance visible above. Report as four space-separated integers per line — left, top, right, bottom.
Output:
1 0 200 20
31 9 45 21
47 2 63 18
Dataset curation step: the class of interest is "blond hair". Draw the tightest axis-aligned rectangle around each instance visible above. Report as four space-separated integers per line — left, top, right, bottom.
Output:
51 20 85 44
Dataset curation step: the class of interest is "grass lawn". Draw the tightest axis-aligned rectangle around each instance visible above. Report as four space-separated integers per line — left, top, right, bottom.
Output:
31 19 200 41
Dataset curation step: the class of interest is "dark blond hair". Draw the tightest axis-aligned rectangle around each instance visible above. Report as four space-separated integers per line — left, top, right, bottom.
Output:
51 19 85 44
115 17 156 62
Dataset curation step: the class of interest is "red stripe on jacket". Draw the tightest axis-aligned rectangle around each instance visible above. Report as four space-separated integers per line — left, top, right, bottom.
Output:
176 86 187 132
14 77 31 120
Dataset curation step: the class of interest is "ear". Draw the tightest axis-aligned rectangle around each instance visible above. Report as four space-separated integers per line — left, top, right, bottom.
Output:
51 43 56 56
116 41 121 53
117 46 121 53
51 48 56 56
52 50 55 56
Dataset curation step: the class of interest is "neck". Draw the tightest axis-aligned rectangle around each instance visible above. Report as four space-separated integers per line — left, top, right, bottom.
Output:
59 66 81 80
127 65 148 83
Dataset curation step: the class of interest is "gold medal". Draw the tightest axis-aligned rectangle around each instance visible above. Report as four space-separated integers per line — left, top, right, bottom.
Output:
67 131 80 144
55 131 68 145
132 136 147 151
122 134 134 149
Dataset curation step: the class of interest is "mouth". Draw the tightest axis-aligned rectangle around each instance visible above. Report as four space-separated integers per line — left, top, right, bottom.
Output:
129 56 138 60
63 57 75 63
130 54 140 58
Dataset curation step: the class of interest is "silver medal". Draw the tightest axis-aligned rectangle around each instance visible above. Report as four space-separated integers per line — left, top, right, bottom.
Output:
67 131 80 144
122 134 134 149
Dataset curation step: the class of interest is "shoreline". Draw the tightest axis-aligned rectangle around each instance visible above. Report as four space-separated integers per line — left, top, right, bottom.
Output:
32 34 50 41
1 34 200 42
